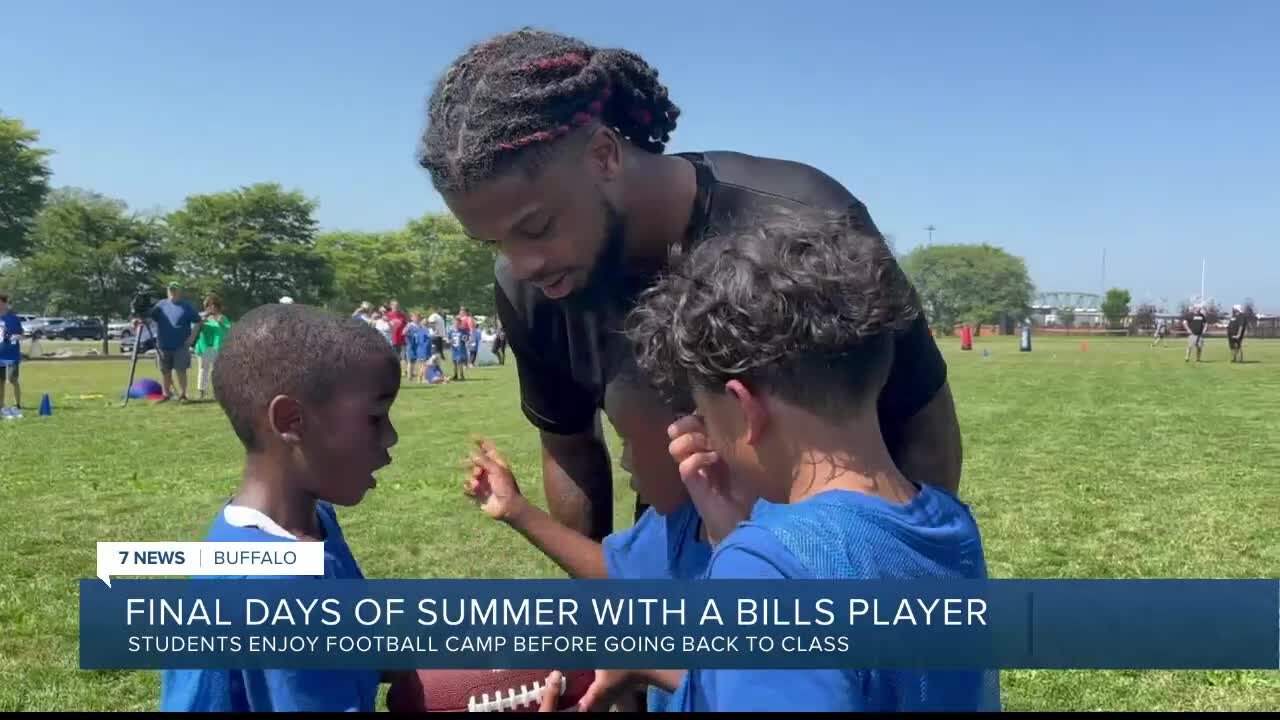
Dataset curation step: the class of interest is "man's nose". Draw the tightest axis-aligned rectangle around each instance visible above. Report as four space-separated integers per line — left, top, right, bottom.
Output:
506 247 549 282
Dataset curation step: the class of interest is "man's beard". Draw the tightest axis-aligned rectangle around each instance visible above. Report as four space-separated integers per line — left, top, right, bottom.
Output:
564 198 628 309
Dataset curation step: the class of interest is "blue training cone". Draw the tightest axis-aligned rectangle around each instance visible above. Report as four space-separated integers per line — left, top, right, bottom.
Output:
39 393 52 416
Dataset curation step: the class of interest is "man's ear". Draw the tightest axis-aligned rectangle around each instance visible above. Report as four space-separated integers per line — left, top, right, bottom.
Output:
724 380 768 446
583 125 623 183
267 395 304 445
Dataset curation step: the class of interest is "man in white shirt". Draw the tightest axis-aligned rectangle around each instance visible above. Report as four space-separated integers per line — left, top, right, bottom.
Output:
427 309 447 360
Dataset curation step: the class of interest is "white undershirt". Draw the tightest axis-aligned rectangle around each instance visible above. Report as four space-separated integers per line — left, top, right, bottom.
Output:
222 505 297 540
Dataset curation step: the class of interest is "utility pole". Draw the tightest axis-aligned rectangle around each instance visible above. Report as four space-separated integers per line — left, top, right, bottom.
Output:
1101 248 1107 294
925 225 936 244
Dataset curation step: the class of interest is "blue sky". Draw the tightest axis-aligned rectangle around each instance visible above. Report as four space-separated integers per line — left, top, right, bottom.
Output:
3 0 1277 309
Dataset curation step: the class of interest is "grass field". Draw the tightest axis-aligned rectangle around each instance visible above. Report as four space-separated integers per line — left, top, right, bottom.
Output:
1 335 1277 711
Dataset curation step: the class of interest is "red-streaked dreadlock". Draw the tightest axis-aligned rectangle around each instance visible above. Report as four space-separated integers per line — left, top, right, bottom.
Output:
419 28 681 193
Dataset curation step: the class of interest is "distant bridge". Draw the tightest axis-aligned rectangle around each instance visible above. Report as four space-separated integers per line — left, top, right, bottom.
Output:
1033 291 1102 310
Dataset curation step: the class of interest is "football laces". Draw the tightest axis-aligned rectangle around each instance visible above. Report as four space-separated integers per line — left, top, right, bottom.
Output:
467 674 567 712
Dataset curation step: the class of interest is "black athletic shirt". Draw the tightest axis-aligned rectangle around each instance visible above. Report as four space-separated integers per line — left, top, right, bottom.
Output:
1187 312 1207 336
494 150 948 456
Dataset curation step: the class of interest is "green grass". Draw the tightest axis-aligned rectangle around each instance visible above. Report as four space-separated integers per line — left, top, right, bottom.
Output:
1 335 1277 711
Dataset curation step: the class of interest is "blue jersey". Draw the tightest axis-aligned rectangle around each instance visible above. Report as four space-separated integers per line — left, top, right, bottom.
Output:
670 486 999 713
602 501 711 581
406 324 430 360
450 330 467 362
603 501 711 711
159 502 381 712
0 312 22 364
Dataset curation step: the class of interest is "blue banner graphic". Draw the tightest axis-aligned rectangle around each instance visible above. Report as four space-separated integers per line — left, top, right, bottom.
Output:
78 579 1279 671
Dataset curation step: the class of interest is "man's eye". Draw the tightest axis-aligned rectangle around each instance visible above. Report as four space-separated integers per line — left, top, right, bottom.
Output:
524 218 553 239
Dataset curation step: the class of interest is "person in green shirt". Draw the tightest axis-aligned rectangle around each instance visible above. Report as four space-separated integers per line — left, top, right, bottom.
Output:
195 294 232 400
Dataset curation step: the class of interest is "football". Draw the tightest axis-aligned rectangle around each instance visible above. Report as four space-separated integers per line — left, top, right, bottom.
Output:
386 668 595 712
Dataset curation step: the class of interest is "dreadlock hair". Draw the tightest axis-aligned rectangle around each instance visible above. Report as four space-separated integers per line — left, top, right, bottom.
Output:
419 28 681 193
625 206 920 424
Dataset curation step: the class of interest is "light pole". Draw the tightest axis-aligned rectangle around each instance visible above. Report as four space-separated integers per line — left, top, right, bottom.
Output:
925 224 935 244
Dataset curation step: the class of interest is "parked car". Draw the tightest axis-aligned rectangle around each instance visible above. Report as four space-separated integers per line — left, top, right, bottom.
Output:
22 317 66 337
118 322 157 354
108 321 133 339
51 318 106 340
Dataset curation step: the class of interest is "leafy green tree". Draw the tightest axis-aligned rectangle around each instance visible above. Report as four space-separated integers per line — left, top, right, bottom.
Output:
0 113 54 257
166 183 333 316
1101 288 1132 329
23 188 171 354
317 229 431 314
900 244 1034 335
406 213 497 316
0 261 53 315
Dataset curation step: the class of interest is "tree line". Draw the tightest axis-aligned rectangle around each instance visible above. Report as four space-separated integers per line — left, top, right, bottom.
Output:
0 113 496 354
14 110 1247 342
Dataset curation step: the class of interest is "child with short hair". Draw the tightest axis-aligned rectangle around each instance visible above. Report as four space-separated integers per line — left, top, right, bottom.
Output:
449 326 467 381
608 208 998 712
466 361 715 712
0 294 23 417
159 303 402 712
405 312 430 381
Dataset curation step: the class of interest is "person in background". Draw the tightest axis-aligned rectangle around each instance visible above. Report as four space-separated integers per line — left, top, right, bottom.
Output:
425 349 447 384
455 307 475 368
1228 305 1247 363
146 282 202 403
352 302 373 323
405 313 430 382
450 324 468 381
0 294 24 418
426 307 447 362
371 310 393 346
386 300 408 376
470 322 482 367
1184 305 1208 363
1152 318 1168 347
195 294 232 401
491 321 507 365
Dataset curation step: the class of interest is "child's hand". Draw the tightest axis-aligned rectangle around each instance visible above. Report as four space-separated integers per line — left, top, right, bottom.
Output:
576 669 640 712
464 438 527 522
668 415 748 545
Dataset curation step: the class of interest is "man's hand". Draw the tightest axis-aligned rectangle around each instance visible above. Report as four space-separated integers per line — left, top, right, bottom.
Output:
464 438 530 522
667 415 749 545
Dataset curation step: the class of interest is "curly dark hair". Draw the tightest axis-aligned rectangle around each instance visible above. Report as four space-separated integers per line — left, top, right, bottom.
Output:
419 28 681 193
626 207 919 421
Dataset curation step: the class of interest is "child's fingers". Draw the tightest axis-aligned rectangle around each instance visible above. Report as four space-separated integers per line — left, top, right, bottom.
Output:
668 432 711 462
539 671 562 712
678 451 721 484
472 437 510 468
667 414 705 440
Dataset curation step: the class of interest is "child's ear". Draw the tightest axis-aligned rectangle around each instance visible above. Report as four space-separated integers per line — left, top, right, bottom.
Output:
724 380 768 446
267 395 304 444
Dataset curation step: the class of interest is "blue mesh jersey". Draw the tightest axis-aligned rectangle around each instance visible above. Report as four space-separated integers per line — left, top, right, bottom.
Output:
601 501 712 712
159 502 381 712
670 485 1001 712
